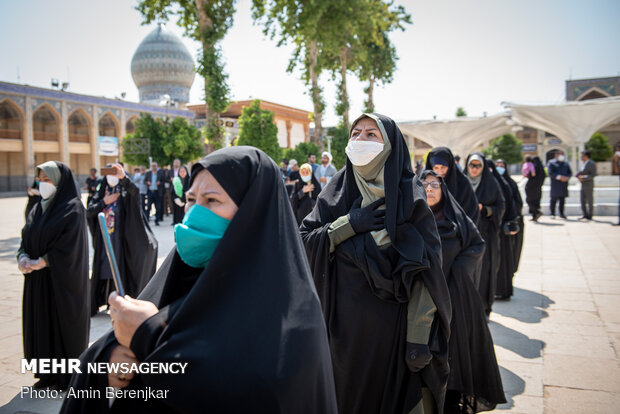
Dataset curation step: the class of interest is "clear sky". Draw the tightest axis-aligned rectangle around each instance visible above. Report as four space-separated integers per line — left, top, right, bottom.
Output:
1 0 619 126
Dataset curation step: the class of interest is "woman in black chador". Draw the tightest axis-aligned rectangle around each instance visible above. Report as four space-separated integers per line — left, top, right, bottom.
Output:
290 162 322 225
465 153 505 316
87 163 158 316
524 156 546 221
301 114 451 414
17 161 89 390
421 170 506 413
61 147 337 414
495 159 524 298
425 147 480 225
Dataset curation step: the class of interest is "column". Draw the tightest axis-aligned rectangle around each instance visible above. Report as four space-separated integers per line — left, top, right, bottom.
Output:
24 96 35 183
119 109 126 163
59 101 69 164
90 105 99 170
285 120 292 148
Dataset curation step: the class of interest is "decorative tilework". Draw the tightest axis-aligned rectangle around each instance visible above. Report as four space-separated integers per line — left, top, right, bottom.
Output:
32 98 61 114
0 94 25 111
67 103 93 117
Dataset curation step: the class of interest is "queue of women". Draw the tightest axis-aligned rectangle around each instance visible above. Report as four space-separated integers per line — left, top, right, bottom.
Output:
17 112 530 413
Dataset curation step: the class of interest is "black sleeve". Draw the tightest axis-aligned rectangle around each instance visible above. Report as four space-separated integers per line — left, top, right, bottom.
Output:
129 300 182 361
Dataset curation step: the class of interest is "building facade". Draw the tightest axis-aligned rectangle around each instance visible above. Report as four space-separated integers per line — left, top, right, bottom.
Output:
0 81 194 192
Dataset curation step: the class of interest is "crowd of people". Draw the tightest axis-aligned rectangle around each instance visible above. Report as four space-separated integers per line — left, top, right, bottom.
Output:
15 113 616 413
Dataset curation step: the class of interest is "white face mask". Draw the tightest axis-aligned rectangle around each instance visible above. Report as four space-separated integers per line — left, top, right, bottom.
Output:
301 174 312 183
345 140 384 166
496 166 506 176
557 155 565 162
107 175 119 187
39 182 56 200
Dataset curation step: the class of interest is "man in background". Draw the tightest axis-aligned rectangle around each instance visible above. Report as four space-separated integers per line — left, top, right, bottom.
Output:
577 150 596 221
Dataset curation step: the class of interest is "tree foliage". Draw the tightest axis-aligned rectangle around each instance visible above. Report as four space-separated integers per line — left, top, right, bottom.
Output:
136 0 235 149
585 132 613 162
326 123 350 170
236 100 282 162
483 134 523 165
122 113 204 166
455 107 467 117
283 142 320 167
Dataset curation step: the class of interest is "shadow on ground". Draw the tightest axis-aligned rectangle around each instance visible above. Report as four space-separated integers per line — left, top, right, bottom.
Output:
488 321 545 359
493 287 554 324
0 237 21 261
496 366 525 410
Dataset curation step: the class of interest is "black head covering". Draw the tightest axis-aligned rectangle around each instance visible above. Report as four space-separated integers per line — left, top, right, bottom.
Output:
486 159 517 223
63 147 337 413
496 159 523 214
20 162 89 388
465 152 505 229
425 147 480 224
301 114 451 413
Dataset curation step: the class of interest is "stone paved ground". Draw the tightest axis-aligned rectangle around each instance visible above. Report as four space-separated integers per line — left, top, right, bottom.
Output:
0 194 618 413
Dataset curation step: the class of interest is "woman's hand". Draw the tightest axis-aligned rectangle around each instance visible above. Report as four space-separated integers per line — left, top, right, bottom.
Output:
302 184 315 193
478 203 483 211
108 345 138 388
28 257 47 271
109 291 159 348
18 256 32 274
103 190 120 205
111 163 126 180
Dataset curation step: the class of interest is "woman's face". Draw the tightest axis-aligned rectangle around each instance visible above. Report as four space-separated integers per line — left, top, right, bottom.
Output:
179 167 188 179
185 169 238 221
350 117 384 144
432 163 449 178
468 159 483 177
300 168 312 178
423 175 442 207
496 161 506 169
38 170 52 184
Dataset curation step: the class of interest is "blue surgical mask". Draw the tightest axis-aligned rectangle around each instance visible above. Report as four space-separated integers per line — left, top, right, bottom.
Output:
496 166 506 176
174 204 231 268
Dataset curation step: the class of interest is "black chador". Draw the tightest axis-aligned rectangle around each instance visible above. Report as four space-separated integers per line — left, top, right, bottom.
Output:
420 170 506 413
87 175 157 315
487 160 519 300
465 152 505 316
301 114 451 414
497 159 525 295
19 161 89 389
290 167 322 225
61 147 337 413
426 146 480 225
524 156 546 220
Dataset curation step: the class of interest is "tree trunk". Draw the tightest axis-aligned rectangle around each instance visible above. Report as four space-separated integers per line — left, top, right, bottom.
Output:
339 46 350 130
308 40 323 144
196 0 222 151
366 77 375 113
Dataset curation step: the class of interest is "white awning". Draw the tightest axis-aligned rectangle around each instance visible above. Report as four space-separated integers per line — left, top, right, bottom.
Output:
504 97 620 146
398 113 513 158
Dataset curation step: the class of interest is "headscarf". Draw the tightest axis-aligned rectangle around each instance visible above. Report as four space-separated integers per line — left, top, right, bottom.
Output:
466 154 485 191
425 147 480 224
349 114 392 245
300 163 313 174
321 151 333 164
36 161 62 212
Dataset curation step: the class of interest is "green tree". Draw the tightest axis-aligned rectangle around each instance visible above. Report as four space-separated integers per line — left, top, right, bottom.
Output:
283 142 320 167
456 107 467 117
585 132 613 162
136 0 234 150
121 113 204 166
358 33 398 113
326 123 350 169
483 134 523 164
237 100 282 162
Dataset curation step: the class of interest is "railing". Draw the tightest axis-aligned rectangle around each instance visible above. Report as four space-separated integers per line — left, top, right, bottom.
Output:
0 129 21 139
33 131 58 141
69 133 90 143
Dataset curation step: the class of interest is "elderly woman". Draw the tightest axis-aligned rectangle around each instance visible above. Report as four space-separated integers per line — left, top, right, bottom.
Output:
18 161 89 390
61 147 337 413
291 163 322 225
465 153 505 316
301 114 451 414
421 170 506 413
425 147 480 225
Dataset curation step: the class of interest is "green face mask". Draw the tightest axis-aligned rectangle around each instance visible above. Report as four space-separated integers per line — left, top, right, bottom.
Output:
174 204 231 268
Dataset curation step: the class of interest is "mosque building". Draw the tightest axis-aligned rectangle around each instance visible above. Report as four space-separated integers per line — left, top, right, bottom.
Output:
0 24 311 192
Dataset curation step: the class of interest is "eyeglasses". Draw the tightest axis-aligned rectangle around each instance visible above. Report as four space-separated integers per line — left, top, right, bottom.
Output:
469 163 482 169
422 181 441 189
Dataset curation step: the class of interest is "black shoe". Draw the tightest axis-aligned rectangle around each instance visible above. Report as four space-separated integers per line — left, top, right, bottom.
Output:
560 215 567 219
155 221 160 226
578 216 588 220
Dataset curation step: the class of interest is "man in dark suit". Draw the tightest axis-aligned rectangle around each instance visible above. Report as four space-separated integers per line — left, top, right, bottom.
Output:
577 150 597 220
547 150 572 219
144 162 165 225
